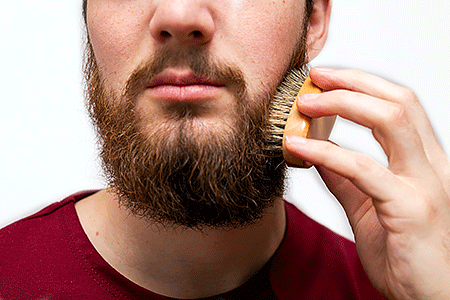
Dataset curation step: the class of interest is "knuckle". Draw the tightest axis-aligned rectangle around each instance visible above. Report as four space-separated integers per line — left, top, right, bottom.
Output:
396 86 418 105
414 191 439 224
384 103 410 128
406 179 444 224
425 196 439 221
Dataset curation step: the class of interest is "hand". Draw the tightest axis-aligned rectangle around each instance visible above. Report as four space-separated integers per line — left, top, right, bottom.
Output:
284 67 450 299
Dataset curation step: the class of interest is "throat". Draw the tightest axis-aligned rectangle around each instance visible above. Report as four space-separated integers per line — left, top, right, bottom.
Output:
75 190 287 298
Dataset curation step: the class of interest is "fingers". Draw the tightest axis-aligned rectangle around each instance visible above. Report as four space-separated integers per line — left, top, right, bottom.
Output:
310 67 409 101
285 136 405 207
308 67 447 174
284 136 441 232
295 68 450 298
297 85 429 173
285 67 450 231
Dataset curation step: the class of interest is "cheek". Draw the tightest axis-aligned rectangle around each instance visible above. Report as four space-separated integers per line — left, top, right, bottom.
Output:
87 2 148 87
228 2 304 89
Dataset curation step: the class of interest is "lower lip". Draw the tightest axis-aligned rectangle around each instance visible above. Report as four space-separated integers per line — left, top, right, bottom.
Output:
146 84 222 102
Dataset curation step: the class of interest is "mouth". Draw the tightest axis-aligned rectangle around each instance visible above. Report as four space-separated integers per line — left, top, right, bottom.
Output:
147 70 224 103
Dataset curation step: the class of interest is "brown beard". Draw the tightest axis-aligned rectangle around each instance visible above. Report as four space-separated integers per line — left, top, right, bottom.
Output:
84 40 308 230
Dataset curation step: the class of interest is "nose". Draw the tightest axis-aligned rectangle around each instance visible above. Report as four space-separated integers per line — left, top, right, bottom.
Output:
150 1 215 45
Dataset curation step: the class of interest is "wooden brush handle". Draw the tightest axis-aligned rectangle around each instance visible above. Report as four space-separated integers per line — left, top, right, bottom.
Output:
282 76 336 168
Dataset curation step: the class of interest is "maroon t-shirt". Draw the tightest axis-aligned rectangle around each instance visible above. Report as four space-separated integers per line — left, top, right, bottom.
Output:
0 191 385 299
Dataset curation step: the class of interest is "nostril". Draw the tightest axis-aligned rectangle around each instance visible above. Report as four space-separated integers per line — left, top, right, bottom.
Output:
157 29 205 42
149 3 215 44
192 30 202 38
160 31 171 39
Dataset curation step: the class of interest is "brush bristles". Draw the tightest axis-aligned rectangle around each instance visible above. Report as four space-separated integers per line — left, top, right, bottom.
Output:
266 68 307 151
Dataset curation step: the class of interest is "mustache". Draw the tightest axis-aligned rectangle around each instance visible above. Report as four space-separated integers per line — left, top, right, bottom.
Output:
124 46 247 102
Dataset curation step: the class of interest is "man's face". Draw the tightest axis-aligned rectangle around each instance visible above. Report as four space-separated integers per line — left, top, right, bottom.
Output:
86 0 307 125
84 0 311 229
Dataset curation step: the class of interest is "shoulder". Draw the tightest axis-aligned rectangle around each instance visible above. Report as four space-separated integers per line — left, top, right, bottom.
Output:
0 196 75 254
0 191 106 298
0 191 97 247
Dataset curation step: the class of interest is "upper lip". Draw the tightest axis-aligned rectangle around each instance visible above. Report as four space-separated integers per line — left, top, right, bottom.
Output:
148 70 224 88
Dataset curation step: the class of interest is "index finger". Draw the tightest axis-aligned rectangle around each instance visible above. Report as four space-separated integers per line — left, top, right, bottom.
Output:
309 67 408 101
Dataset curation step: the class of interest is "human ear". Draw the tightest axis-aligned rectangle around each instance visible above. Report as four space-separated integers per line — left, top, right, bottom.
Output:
306 0 332 61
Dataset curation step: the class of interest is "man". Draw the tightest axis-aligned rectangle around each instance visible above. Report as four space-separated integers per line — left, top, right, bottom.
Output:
1 0 449 299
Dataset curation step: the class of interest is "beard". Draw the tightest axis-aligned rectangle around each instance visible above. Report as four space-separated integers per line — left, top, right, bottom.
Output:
84 39 308 230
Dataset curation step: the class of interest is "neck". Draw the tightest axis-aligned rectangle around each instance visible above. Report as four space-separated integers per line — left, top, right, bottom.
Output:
76 189 286 299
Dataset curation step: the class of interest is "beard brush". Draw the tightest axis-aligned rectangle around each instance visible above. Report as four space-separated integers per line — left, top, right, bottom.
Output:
268 68 336 168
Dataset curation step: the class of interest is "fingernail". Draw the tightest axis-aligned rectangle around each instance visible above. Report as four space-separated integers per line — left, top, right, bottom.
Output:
285 135 308 146
299 93 320 102
313 66 334 72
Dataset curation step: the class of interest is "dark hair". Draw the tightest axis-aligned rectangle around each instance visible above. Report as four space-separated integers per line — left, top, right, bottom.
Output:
305 0 314 23
82 0 314 27
82 0 87 24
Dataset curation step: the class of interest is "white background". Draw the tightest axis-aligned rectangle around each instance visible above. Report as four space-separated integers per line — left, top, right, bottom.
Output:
1 1 449 240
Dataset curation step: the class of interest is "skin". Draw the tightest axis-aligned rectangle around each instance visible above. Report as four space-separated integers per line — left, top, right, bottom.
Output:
80 0 450 298
86 0 309 127
84 0 328 144
285 68 450 299
77 0 331 298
